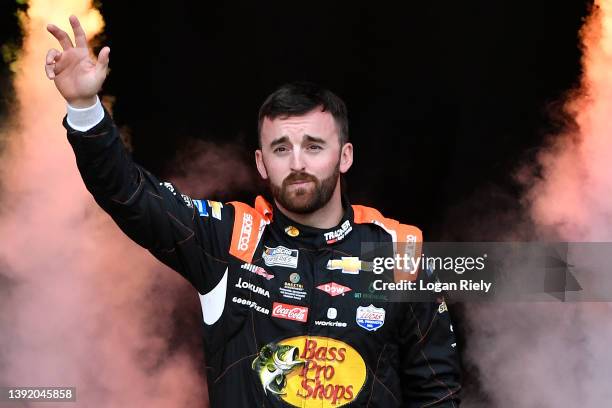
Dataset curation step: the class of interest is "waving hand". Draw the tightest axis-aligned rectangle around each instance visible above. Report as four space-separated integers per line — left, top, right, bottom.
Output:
45 15 109 108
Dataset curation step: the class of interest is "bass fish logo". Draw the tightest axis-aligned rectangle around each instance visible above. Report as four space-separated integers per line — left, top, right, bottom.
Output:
253 336 367 407
252 343 305 395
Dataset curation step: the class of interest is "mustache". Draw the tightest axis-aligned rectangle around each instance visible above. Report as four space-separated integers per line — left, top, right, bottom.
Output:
283 172 318 186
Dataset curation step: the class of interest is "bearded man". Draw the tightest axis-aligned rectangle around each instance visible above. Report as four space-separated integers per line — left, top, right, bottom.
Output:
45 15 461 407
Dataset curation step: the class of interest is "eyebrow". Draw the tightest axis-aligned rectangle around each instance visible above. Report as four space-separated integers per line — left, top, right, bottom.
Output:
269 134 327 148
269 136 289 148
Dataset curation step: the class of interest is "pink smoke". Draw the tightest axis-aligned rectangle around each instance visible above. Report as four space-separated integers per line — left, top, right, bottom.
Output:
0 2 252 406
463 1 612 406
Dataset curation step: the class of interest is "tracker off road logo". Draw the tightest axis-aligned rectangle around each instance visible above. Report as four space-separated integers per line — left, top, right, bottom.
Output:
252 336 367 407
323 220 353 244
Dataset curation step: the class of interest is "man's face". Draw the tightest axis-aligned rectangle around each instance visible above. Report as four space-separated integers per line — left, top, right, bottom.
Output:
255 108 353 214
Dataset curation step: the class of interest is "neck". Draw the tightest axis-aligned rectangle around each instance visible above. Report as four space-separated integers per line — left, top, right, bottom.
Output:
275 183 344 229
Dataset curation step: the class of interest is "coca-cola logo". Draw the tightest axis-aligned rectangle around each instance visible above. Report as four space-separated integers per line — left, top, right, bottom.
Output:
272 302 308 323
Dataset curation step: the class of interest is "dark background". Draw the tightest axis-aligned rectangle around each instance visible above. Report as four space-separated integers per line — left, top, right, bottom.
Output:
0 0 592 402
1 1 590 240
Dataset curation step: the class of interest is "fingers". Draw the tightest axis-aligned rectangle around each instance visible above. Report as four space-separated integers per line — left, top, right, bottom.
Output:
95 46 111 79
69 15 88 48
47 23 75 51
45 48 62 79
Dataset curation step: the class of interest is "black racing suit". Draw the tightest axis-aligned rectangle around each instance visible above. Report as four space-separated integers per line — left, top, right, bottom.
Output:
64 108 461 407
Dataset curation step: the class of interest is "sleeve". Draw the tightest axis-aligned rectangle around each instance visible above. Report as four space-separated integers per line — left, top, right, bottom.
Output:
63 107 233 295
398 268 462 407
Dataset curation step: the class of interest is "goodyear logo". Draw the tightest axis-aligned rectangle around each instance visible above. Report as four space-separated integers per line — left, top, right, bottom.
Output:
252 336 366 407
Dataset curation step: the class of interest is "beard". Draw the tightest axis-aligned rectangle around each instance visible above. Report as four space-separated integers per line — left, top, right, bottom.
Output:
269 162 340 214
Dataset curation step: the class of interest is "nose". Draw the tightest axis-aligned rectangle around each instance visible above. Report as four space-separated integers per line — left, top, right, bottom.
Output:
290 149 306 172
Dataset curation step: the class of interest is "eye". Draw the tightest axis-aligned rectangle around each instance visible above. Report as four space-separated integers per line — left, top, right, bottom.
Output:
273 146 288 153
307 144 323 151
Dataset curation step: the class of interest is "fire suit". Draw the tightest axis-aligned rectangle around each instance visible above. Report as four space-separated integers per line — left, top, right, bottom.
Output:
64 107 461 407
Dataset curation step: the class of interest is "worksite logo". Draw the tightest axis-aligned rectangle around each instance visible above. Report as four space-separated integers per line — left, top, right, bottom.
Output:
253 336 367 407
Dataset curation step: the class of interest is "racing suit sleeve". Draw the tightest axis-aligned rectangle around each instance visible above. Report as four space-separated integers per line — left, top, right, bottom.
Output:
63 106 232 295
399 270 462 407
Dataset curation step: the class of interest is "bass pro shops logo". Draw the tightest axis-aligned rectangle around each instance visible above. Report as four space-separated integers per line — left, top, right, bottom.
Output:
252 336 367 407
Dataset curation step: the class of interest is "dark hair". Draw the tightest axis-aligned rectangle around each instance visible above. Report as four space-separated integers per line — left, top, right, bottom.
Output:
257 82 349 147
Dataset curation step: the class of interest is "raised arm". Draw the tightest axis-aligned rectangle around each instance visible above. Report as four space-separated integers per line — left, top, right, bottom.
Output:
45 16 232 294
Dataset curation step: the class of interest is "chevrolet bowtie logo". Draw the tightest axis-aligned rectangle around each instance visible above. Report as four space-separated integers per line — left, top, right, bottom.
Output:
327 257 372 275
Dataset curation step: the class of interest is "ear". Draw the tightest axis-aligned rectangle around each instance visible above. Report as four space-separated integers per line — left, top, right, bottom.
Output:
339 142 353 174
255 149 268 179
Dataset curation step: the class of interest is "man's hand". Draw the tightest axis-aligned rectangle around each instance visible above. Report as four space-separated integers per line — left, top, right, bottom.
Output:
45 15 109 108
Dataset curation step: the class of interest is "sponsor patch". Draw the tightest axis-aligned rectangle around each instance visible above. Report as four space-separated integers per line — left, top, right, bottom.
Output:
438 301 448 314
235 277 270 298
355 304 386 331
313 307 347 327
160 181 176 195
326 257 363 275
405 233 418 259
231 296 269 315
263 245 299 269
315 320 347 327
323 220 353 244
193 199 209 217
272 302 309 323
280 275 307 301
252 336 366 407
180 193 193 208
207 200 223 220
353 281 388 301
237 213 253 251
317 282 351 297
241 263 274 280
285 225 300 237
353 292 388 301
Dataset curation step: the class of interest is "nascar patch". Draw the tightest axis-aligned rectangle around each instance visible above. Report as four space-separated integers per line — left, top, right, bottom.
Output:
263 245 299 268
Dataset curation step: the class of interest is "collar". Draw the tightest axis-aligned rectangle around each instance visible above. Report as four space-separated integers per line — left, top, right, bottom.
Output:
257 194 355 248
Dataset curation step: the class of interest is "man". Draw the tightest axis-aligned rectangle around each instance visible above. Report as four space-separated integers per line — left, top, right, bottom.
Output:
46 16 461 407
